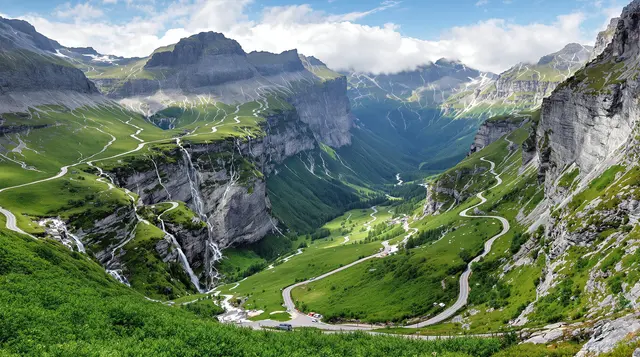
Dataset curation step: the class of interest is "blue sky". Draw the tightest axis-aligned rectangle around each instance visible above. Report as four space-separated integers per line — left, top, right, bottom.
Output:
2 0 624 73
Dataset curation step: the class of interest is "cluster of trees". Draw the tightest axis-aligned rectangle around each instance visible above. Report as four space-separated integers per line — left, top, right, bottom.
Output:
361 225 404 244
405 225 449 250
309 228 331 241
469 259 512 309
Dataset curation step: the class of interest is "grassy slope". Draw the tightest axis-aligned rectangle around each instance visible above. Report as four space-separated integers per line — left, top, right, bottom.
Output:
291 124 541 326
0 228 511 357
267 145 390 233
216 206 398 320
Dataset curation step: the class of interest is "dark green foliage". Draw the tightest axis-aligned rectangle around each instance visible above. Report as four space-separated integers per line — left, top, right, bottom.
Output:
0 229 510 356
532 279 581 323
405 226 448 249
183 299 225 318
348 103 480 175
510 232 530 254
361 225 404 244
310 228 331 240
268 151 388 233
245 234 294 261
121 237 195 300
390 184 429 215
267 157 361 233
469 260 512 309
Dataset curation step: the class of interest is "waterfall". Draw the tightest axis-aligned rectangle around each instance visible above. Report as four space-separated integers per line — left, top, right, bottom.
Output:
176 138 223 288
38 218 86 253
107 270 131 286
158 204 204 293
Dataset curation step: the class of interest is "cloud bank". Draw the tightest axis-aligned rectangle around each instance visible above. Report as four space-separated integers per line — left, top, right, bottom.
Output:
18 0 616 74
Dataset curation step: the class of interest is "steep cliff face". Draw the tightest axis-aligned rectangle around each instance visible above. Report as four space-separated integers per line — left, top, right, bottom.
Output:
104 108 317 273
469 115 526 154
537 10 639 204
288 76 352 147
247 50 305 76
590 18 620 62
501 2 640 330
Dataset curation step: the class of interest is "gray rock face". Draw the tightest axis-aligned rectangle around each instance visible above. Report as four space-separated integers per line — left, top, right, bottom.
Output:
347 58 490 109
247 50 305 76
537 43 592 70
442 43 592 119
537 3 640 204
91 32 352 148
109 109 317 269
524 324 566 344
590 18 620 62
0 18 98 95
287 76 353 147
0 17 61 52
576 313 640 356
146 32 246 68
75 206 138 265
469 117 524 155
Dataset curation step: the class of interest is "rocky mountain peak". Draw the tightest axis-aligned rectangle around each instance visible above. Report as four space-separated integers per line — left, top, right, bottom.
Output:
300 55 326 67
67 47 100 56
0 16 61 52
590 18 620 61
0 17 98 97
608 0 640 60
145 31 245 68
536 43 592 68
435 58 463 67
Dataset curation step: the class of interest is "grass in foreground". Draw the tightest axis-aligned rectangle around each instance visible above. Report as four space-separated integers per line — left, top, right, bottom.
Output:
0 228 514 356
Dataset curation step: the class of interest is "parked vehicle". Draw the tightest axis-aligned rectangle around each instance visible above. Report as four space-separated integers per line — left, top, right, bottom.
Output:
278 323 293 331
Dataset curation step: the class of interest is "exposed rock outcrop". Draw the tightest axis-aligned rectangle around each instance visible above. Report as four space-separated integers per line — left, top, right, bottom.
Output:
537 2 640 204
90 32 353 148
0 17 98 95
107 108 318 269
468 116 525 155
442 44 592 119
576 313 640 356
590 18 620 62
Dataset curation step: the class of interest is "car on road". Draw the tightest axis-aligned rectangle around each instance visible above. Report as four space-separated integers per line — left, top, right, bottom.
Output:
278 323 293 331
311 319 318 323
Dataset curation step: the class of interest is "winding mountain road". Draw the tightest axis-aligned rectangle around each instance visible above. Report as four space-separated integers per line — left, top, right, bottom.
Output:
406 157 509 328
246 157 509 331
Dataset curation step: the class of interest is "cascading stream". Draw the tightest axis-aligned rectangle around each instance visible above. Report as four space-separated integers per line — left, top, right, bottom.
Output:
176 138 223 288
158 203 204 293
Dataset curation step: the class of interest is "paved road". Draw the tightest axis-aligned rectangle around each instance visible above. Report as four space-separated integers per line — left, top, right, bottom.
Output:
0 207 34 238
255 157 509 330
406 157 509 328
0 165 71 238
254 212 415 330
217 158 509 333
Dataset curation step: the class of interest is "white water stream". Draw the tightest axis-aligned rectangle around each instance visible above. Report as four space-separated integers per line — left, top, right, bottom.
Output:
158 202 204 293
176 138 223 288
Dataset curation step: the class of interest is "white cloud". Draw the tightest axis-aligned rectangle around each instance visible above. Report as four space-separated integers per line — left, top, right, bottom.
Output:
54 2 104 19
18 0 601 74
475 0 489 6
232 7 591 74
103 0 118 4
